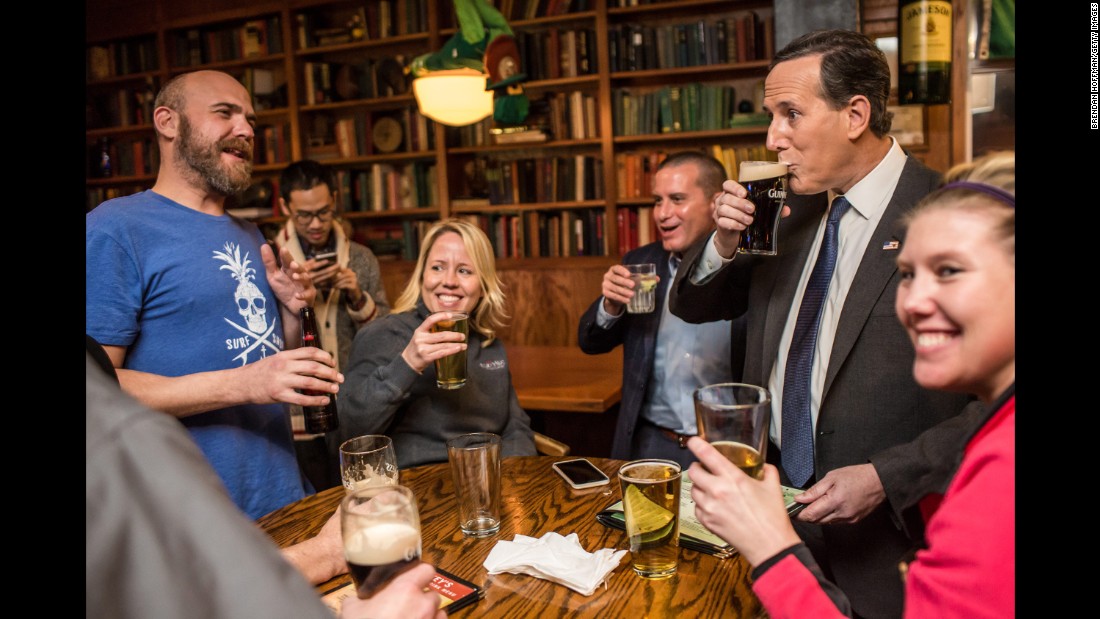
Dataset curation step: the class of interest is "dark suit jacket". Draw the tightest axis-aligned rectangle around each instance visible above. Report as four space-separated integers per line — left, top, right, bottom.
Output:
669 156 972 618
578 242 745 460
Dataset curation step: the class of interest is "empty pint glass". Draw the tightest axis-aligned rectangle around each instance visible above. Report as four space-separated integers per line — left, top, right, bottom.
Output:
737 161 789 255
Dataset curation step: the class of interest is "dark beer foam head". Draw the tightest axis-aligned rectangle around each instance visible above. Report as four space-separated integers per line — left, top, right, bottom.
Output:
739 161 789 182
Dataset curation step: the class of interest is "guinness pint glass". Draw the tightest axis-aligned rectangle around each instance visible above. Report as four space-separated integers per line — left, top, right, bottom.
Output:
737 161 789 255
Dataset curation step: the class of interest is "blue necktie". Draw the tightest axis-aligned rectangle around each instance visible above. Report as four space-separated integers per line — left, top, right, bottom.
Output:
781 197 851 487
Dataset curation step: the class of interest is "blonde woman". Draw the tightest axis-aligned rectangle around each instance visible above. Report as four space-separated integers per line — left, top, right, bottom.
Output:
338 219 536 468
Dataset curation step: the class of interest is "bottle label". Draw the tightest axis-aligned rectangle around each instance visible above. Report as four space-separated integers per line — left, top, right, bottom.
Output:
900 1 952 64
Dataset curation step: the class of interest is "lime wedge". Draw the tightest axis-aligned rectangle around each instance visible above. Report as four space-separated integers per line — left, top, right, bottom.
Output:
638 277 658 293
623 484 674 536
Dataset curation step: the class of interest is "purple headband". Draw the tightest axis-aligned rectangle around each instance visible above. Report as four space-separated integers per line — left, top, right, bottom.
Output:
938 181 1015 208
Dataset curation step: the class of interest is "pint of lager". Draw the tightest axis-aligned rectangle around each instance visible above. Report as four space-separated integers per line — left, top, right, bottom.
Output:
431 312 469 389
737 161 789 255
618 459 682 579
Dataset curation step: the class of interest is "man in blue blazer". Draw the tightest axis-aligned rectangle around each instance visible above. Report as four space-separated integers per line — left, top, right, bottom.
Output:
578 151 744 469
669 31 972 618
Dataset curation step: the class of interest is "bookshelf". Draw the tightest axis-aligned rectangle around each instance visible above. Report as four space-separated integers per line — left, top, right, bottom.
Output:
85 0 775 262
85 1 774 349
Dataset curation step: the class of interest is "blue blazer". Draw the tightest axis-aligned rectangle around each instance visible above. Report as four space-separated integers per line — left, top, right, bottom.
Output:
577 242 744 460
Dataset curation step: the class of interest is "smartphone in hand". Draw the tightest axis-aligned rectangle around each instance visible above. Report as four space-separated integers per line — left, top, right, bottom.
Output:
552 458 611 489
312 251 337 264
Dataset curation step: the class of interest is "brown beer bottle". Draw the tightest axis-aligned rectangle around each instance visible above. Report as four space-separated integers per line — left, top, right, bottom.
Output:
299 306 340 433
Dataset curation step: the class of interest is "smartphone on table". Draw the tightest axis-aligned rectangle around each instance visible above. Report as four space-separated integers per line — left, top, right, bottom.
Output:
552 458 611 489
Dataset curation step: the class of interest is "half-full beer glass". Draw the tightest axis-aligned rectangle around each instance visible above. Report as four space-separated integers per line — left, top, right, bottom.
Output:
737 161 789 255
618 459 681 579
431 312 468 389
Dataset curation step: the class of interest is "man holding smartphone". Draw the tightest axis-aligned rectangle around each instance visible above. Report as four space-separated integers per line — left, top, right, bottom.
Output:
275 160 392 488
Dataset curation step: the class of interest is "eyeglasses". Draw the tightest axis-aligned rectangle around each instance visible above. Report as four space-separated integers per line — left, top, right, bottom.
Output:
293 207 334 225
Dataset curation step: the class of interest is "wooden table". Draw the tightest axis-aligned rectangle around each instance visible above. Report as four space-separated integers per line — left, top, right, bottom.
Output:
505 345 623 414
259 456 763 618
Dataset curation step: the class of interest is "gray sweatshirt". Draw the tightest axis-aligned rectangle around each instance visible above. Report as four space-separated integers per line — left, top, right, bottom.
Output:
337 301 536 469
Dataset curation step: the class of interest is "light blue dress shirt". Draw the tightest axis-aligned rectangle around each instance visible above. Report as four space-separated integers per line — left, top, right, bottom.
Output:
597 254 733 433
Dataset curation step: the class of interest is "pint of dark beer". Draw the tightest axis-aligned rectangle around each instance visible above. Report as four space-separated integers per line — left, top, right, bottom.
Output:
341 485 423 599
737 161 789 255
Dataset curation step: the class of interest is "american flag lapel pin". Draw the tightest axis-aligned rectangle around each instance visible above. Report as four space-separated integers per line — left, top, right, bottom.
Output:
882 240 900 251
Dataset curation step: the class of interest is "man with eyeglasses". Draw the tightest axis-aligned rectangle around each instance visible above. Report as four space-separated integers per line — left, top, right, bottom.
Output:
273 160 391 489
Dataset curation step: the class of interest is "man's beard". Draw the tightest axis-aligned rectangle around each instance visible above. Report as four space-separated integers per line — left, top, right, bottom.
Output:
176 114 253 196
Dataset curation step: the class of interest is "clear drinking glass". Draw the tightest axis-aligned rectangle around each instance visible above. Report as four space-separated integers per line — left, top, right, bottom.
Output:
341 484 422 599
624 263 658 313
339 434 399 492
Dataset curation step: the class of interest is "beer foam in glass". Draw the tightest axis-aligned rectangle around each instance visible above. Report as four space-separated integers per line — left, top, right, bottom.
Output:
737 161 789 255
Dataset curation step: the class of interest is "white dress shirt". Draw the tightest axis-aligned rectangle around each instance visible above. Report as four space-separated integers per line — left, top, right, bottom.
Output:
692 138 908 447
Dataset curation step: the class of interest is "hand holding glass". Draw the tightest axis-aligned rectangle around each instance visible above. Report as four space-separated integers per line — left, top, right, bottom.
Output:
693 383 771 479
340 435 399 492
341 485 422 599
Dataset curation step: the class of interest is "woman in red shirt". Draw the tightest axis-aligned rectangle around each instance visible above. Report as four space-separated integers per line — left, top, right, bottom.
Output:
688 151 1015 618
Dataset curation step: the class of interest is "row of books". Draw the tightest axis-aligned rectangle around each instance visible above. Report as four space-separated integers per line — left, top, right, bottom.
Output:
474 155 605 205
515 28 600 82
304 108 434 159
613 82 741 136
614 144 773 201
171 17 284 68
457 209 609 259
357 219 430 261
87 137 158 180
256 124 292 166
608 13 774 72
87 37 158 81
86 79 156 130
300 57 410 105
616 206 660 254
615 150 668 199
295 0 429 49
336 162 438 213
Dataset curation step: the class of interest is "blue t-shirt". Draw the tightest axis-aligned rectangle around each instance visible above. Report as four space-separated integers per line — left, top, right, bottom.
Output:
87 190 306 519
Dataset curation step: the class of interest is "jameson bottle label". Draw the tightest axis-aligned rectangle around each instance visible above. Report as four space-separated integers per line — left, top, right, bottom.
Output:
898 0 952 105
900 1 952 63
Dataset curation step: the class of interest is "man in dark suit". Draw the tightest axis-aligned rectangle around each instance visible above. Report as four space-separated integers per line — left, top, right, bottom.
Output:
578 151 744 469
668 31 971 618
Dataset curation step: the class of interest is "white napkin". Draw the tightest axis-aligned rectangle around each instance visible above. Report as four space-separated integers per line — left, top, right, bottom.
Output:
482 532 628 596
